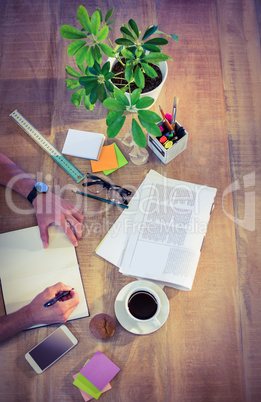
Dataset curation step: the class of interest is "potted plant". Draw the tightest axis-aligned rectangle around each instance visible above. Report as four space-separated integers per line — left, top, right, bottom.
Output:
60 6 178 147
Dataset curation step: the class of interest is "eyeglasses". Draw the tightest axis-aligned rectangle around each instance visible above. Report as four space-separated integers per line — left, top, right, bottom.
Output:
82 173 132 205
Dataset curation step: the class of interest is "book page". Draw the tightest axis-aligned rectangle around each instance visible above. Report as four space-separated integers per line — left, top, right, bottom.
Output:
2 265 88 320
95 170 162 267
0 225 89 324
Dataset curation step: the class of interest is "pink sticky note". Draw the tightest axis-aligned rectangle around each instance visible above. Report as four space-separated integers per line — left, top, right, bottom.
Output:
72 373 112 401
80 351 120 392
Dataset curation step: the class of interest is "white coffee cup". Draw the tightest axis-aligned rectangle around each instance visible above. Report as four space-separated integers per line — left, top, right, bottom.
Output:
125 286 161 326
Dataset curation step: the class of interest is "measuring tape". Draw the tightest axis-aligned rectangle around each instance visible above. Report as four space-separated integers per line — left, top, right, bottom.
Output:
9 110 85 183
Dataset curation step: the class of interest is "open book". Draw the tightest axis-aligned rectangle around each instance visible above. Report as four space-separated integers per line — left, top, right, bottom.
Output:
0 225 89 328
96 170 217 291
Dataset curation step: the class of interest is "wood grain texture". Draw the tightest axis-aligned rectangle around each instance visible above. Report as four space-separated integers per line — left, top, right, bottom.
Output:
0 0 260 401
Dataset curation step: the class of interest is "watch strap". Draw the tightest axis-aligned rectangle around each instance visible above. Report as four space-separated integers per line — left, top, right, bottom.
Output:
27 186 38 204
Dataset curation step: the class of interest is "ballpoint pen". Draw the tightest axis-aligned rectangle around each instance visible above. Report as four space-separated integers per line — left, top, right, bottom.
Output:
44 289 74 307
72 190 128 209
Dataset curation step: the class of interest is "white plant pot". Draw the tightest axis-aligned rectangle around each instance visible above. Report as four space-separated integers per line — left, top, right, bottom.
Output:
107 57 168 108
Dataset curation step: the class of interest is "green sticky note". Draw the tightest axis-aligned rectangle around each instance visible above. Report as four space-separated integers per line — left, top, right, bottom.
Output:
103 143 128 175
73 373 102 400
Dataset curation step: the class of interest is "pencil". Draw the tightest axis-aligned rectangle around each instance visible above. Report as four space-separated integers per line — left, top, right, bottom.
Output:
72 190 128 209
159 105 174 132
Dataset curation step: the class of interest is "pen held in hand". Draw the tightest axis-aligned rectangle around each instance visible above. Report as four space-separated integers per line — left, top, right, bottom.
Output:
44 289 74 308
72 190 128 209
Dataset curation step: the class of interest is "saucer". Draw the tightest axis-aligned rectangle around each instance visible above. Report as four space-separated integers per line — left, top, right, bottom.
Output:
114 280 170 335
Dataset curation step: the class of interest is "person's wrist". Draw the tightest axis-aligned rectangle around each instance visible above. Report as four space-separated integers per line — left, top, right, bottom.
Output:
28 182 49 205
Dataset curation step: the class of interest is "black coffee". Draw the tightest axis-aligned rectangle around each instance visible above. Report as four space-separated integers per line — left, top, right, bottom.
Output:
128 291 158 320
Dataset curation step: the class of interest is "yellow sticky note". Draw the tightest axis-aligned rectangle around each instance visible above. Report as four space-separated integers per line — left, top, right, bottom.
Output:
91 144 118 172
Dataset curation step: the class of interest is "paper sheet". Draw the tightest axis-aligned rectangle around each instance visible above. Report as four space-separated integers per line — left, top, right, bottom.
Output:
62 129 105 161
91 144 118 172
80 351 120 392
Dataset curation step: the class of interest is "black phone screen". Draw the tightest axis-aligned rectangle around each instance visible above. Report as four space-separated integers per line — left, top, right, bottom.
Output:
29 327 75 370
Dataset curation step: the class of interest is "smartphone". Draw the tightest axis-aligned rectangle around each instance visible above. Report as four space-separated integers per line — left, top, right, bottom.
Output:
25 325 78 374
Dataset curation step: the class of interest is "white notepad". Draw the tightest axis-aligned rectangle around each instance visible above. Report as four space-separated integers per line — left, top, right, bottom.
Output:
0 225 89 328
62 129 105 161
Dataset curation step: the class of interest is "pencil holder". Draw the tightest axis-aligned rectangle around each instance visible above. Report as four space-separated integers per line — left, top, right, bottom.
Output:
147 121 188 164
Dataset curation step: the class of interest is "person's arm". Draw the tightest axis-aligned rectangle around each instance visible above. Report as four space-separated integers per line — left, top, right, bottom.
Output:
0 152 84 247
0 283 79 343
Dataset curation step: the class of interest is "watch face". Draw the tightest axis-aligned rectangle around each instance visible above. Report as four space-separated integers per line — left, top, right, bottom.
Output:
35 182 48 193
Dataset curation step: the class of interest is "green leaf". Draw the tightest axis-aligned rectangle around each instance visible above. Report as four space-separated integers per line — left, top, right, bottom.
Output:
138 115 162 137
60 25 87 39
102 61 110 75
89 60 102 75
83 94 94 110
79 76 98 85
144 38 168 45
98 43 115 57
78 63 86 74
134 66 145 88
103 98 125 110
65 66 83 78
142 52 171 63
105 80 115 93
120 26 135 40
91 10 100 36
138 110 161 123
106 110 124 126
97 8 103 22
90 86 99 104
107 115 126 138
142 43 161 52
130 88 142 105
76 46 88 65
65 79 81 90
71 88 85 107
131 118 147 147
140 62 158 78
86 46 95 67
136 96 154 109
115 38 134 46
125 65 134 82
93 44 102 64
128 19 139 38
104 72 114 80
121 48 135 60
97 25 109 41
170 34 179 42
67 40 86 56
135 47 143 58
84 82 99 95
97 84 107 102
77 6 92 32
114 87 129 106
105 8 114 22
142 25 158 41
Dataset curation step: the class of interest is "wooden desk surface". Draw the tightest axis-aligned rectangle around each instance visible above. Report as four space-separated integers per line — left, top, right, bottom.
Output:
0 0 260 401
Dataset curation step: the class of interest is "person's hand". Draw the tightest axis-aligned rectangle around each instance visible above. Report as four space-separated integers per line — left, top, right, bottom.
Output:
26 282 80 326
32 192 84 248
